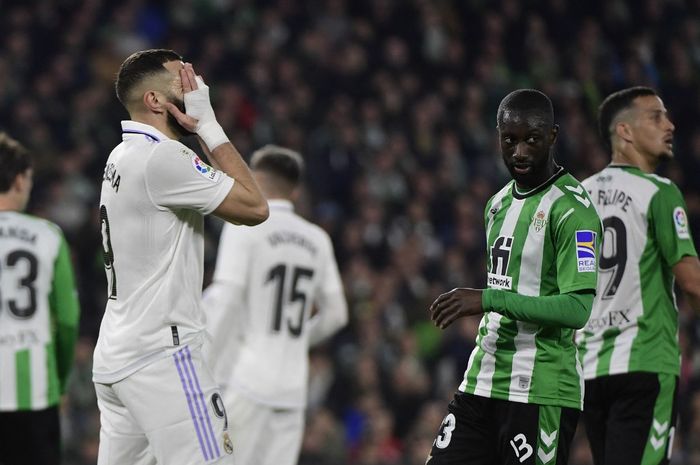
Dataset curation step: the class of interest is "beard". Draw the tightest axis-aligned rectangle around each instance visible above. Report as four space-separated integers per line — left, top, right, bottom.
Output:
659 147 674 159
166 95 194 139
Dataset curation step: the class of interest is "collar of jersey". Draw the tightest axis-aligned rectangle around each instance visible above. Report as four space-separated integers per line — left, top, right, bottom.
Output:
607 163 640 170
121 121 170 143
268 199 294 211
511 166 566 199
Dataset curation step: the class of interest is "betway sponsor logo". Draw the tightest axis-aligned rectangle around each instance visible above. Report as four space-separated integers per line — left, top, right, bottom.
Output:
585 309 633 331
488 273 512 290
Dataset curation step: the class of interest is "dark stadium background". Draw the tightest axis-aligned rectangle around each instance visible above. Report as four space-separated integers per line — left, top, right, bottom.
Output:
1 0 699 463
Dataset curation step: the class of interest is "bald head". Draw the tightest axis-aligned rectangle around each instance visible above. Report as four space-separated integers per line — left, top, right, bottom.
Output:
497 89 554 130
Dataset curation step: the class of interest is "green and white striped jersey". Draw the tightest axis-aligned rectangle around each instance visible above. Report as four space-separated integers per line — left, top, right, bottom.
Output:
577 165 697 379
0 211 80 411
459 169 601 410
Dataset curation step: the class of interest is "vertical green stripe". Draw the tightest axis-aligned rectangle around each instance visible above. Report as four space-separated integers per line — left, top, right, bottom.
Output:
15 349 31 410
510 196 541 291
463 349 485 395
464 314 490 394
641 374 676 465
46 343 60 406
536 405 562 465
595 328 621 377
491 198 538 394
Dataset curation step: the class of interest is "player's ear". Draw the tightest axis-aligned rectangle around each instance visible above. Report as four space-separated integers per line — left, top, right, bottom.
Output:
290 185 302 202
614 121 633 143
143 90 166 114
550 124 559 144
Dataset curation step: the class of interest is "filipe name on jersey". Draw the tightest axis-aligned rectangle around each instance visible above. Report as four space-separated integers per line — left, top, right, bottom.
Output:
592 188 633 212
103 162 121 193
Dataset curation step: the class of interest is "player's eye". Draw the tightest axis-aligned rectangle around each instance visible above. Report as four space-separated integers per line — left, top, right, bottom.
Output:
527 136 538 144
503 137 513 145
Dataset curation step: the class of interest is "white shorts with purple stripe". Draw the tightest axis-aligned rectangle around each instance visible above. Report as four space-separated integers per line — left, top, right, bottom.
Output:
95 345 234 465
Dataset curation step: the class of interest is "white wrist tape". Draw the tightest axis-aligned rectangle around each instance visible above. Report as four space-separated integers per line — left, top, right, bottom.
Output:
197 122 229 151
184 76 229 150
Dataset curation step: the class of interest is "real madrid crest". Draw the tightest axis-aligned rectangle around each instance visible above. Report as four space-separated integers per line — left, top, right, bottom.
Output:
532 210 547 232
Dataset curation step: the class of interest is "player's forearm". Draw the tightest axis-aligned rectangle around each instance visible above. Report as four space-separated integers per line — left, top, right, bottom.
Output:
482 289 593 329
673 256 700 314
208 142 268 225
680 285 700 315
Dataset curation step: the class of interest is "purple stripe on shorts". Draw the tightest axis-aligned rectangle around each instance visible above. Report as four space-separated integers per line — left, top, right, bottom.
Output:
185 346 222 459
179 349 216 460
173 351 209 461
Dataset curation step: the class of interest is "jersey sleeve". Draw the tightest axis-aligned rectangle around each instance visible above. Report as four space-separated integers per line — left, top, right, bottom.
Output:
552 196 603 294
318 233 344 295
308 233 348 345
483 288 593 329
211 222 252 287
49 233 80 394
649 182 698 266
145 140 234 214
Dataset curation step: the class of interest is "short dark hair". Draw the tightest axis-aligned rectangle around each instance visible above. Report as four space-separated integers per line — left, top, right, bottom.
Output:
250 145 304 186
497 89 554 128
0 132 32 193
115 49 182 107
598 86 658 153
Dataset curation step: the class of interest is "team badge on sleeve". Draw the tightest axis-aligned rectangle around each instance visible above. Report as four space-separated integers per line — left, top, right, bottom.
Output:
191 155 222 183
575 230 596 272
673 207 690 239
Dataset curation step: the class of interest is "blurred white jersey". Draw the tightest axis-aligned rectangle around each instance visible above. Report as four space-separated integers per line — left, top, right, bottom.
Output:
93 121 233 384
204 199 346 409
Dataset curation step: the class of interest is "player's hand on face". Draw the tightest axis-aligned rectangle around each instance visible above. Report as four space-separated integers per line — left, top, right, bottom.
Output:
165 62 200 132
429 288 483 329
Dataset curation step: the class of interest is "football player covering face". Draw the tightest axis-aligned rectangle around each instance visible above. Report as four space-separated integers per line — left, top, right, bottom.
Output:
498 109 559 191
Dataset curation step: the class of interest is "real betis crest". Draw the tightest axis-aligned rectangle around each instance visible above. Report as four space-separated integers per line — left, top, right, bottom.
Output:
532 210 547 232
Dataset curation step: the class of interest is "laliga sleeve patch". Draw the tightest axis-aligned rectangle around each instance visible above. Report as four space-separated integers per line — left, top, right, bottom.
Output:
673 207 690 239
191 155 223 183
575 230 596 272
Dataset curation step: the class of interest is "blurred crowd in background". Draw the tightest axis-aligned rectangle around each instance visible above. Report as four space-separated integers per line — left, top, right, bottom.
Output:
1 0 700 463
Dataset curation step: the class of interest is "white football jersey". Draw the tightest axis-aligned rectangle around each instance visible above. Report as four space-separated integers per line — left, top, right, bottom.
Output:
204 199 346 409
93 121 234 384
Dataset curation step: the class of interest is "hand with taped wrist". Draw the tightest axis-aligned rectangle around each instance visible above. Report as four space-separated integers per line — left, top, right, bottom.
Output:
165 63 229 151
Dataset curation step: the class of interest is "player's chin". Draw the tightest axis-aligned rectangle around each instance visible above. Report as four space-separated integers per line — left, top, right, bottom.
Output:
658 147 674 159
509 170 533 187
